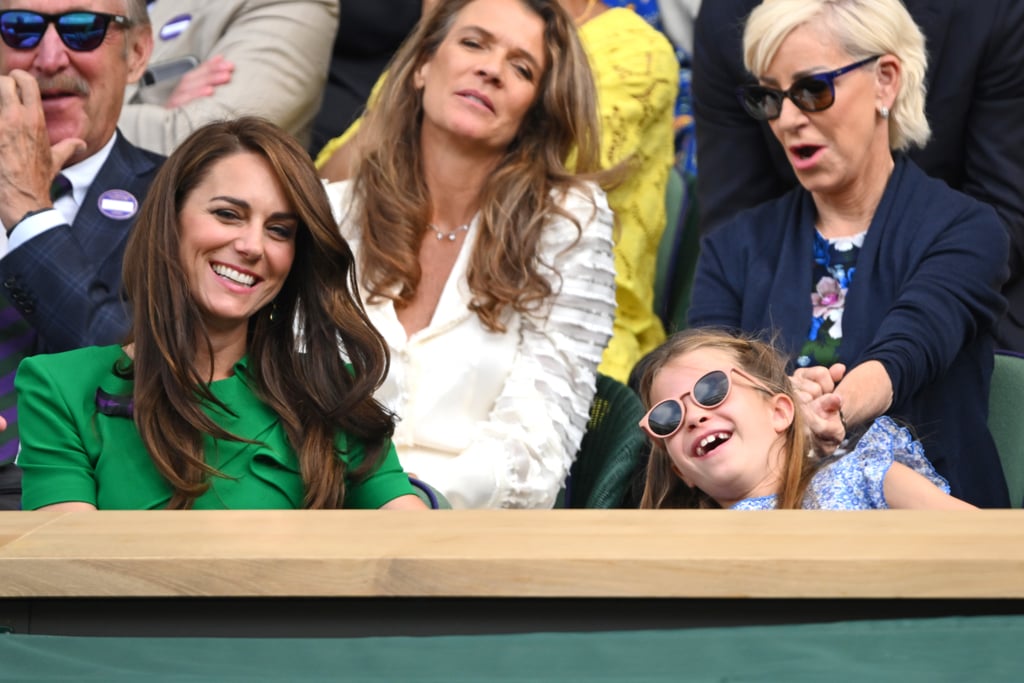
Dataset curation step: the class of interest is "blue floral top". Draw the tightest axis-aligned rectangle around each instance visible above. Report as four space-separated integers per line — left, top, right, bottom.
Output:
796 231 865 368
731 417 950 510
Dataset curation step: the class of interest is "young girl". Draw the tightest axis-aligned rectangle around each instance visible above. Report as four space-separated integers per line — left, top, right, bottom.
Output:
637 330 976 510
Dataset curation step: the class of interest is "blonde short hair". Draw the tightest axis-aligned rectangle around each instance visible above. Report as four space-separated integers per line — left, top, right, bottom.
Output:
743 0 930 151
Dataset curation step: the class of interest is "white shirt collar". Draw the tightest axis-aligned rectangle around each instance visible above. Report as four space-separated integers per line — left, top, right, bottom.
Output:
60 132 118 213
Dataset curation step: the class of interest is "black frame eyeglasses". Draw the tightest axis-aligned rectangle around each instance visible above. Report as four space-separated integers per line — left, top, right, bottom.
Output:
735 55 881 121
639 368 775 440
0 10 129 52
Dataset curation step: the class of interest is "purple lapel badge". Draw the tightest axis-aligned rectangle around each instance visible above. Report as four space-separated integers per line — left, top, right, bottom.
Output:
159 14 192 41
98 190 139 220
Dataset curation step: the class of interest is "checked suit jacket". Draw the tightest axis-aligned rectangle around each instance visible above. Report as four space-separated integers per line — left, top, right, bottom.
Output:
0 133 164 354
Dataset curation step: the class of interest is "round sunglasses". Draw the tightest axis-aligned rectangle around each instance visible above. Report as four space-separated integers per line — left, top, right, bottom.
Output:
639 368 774 440
0 10 129 52
735 55 881 121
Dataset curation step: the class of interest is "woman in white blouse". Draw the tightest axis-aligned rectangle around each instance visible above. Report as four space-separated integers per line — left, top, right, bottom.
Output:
326 0 616 508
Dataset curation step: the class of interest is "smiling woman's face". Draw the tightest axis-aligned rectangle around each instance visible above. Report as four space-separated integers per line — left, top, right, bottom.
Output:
414 0 547 155
178 152 297 340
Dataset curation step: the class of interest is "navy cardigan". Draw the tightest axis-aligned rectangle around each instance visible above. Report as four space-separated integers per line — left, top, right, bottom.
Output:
689 156 1010 507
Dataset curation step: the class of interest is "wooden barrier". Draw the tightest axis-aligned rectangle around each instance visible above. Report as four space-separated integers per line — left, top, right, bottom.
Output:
1 510 1022 635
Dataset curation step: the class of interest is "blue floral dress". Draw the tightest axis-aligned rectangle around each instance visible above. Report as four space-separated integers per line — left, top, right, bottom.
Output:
731 417 950 510
796 231 866 368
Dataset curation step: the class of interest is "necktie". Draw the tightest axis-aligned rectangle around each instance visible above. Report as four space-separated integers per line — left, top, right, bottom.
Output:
50 173 73 203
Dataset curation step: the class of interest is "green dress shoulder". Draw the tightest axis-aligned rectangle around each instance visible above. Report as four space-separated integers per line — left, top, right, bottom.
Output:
16 345 413 510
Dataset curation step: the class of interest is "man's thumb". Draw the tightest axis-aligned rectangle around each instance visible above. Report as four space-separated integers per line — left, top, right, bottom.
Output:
51 138 86 171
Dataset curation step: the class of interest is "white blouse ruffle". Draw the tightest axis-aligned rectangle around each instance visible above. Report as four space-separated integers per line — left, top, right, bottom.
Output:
326 180 617 509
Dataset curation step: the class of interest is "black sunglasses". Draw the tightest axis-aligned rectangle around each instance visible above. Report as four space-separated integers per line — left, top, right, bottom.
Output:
639 368 774 440
0 10 129 52
735 55 881 121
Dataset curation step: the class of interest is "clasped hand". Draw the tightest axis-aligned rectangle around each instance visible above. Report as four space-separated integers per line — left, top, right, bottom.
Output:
792 363 846 454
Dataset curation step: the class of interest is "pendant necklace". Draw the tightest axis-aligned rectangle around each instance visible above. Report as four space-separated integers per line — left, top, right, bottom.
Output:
428 223 471 242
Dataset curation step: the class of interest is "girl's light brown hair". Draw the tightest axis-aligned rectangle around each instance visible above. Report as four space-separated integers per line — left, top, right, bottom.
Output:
121 116 394 509
348 0 606 332
638 329 817 509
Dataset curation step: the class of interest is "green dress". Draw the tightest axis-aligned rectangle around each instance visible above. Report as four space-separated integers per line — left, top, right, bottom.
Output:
16 345 414 510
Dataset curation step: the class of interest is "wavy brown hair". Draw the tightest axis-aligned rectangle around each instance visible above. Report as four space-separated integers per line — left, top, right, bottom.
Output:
638 330 818 510
121 117 394 509
349 0 605 331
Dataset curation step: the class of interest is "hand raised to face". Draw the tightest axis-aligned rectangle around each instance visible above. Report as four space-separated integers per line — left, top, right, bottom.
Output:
0 70 84 228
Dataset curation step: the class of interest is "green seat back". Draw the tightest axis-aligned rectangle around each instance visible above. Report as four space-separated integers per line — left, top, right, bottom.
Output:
560 374 647 508
653 168 701 334
989 352 1024 508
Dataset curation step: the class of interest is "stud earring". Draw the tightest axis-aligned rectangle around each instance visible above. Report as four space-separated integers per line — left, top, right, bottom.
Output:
878 105 890 119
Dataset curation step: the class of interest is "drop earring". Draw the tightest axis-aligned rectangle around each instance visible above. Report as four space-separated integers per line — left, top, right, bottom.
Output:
269 301 277 322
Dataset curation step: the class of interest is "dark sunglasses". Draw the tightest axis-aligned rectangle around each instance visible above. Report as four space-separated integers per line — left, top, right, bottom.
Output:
0 10 129 52
735 55 881 121
639 368 774 440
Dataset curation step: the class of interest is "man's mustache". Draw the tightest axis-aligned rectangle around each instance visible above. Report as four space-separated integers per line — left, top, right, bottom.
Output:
34 75 89 97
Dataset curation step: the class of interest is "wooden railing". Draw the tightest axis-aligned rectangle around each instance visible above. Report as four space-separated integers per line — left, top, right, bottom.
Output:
2 509 1022 599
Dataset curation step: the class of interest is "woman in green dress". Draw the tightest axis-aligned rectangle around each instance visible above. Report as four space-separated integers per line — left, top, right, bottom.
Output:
17 117 425 511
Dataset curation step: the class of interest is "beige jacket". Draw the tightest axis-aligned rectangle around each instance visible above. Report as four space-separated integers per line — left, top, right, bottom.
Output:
120 0 339 154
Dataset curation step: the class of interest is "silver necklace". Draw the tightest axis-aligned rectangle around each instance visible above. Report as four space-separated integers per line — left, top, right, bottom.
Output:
428 223 470 242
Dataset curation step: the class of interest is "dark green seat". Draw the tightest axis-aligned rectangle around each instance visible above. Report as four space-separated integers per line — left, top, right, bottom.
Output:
559 374 648 508
989 352 1024 508
653 167 702 335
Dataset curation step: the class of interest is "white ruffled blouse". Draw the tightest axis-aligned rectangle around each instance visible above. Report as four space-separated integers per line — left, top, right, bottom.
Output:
326 180 617 509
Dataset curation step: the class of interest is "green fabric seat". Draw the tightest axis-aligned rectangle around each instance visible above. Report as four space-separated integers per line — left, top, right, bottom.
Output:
559 374 647 508
653 167 701 335
989 351 1024 508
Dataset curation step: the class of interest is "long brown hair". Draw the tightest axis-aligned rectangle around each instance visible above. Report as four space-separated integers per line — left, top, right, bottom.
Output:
638 330 818 509
349 0 605 331
121 117 394 509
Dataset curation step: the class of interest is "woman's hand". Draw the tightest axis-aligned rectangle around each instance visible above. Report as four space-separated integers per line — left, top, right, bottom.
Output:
804 392 845 455
791 363 845 403
792 364 846 454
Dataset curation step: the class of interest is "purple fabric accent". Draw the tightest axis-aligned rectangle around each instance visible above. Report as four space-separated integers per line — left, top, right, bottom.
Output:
95 388 133 418
0 305 23 328
0 404 16 463
0 367 16 396
408 477 440 509
0 439 16 464
0 327 34 355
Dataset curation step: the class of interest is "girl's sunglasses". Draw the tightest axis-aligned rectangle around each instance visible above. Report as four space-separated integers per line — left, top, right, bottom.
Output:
0 10 129 52
639 368 774 440
735 55 881 121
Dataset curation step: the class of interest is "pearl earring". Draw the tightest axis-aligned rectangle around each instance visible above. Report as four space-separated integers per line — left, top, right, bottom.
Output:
878 106 890 119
